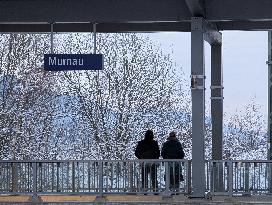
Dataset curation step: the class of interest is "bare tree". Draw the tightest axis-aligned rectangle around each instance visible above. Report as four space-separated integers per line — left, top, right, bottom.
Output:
1 33 266 161
53 33 190 159
224 100 267 160
0 34 57 159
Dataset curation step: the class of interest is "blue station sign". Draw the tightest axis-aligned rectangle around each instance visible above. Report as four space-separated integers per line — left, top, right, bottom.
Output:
44 54 103 71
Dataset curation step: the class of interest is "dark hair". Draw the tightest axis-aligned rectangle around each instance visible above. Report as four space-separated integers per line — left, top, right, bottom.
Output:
144 130 154 141
167 131 177 140
169 131 176 138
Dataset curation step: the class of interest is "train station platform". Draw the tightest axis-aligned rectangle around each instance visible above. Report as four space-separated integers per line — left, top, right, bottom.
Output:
1 194 272 204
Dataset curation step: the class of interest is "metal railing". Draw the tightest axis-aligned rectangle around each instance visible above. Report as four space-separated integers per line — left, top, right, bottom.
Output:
207 160 272 196
0 160 190 196
2 160 272 196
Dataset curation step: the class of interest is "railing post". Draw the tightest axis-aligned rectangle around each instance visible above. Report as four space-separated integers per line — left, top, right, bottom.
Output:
244 162 250 196
227 161 233 196
32 162 37 197
218 162 224 192
163 161 170 196
11 162 18 193
186 160 192 194
72 162 75 192
98 161 103 197
57 162 60 192
269 163 272 193
129 163 134 192
211 161 224 194
210 161 215 194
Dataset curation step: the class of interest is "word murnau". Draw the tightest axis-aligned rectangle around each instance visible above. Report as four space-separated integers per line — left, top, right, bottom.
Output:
49 57 84 66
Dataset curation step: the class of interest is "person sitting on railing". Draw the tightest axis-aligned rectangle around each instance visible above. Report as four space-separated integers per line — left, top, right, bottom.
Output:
161 131 185 191
135 130 160 193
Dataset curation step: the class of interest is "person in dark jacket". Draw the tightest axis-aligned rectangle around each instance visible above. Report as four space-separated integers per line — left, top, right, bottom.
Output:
135 130 160 192
161 131 185 191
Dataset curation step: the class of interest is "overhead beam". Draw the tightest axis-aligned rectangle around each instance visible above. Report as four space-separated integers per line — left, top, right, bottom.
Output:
2 0 272 32
2 0 272 23
0 22 191 33
0 0 191 23
217 21 272 31
3 21 272 33
206 0 272 21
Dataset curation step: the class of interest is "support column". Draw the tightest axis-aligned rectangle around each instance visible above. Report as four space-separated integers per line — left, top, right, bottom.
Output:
267 31 272 193
211 41 224 192
268 31 272 161
211 43 223 160
191 17 205 198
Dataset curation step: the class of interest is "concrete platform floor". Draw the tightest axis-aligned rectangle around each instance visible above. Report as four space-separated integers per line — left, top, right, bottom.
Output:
1 194 272 204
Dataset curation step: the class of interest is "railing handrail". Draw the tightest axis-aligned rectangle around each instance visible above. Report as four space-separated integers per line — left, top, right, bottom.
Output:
0 159 189 163
1 159 271 164
208 160 272 163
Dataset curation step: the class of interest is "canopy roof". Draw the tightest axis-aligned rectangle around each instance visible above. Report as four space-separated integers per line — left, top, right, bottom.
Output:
0 0 271 32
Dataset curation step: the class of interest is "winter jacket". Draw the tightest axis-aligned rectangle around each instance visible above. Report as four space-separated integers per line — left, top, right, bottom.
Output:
135 140 160 159
161 138 184 159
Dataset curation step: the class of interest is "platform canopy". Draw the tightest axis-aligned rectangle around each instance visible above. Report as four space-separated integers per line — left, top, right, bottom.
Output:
1 0 272 33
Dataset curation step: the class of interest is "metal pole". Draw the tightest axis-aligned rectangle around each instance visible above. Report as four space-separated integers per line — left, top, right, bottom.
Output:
244 162 250 196
191 17 206 198
129 163 134 192
268 31 272 161
186 160 192 194
227 161 233 196
269 163 272 193
211 41 224 192
267 31 272 193
211 43 223 160
32 162 37 197
98 162 103 197
72 162 75 192
50 23 54 54
164 161 171 196
93 23 97 54
57 162 60 192
92 22 100 121
210 162 215 194
11 162 18 193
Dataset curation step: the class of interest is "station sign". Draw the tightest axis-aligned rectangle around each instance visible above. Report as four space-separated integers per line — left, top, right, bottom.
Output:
44 54 103 71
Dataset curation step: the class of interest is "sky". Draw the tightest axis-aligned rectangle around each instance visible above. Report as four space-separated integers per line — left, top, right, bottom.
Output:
151 31 268 119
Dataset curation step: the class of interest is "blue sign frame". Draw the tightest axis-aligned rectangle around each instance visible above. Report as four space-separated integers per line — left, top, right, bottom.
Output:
44 54 103 71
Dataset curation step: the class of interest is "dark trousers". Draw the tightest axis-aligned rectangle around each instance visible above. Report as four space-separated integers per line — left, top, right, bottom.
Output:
168 162 183 190
141 163 158 191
